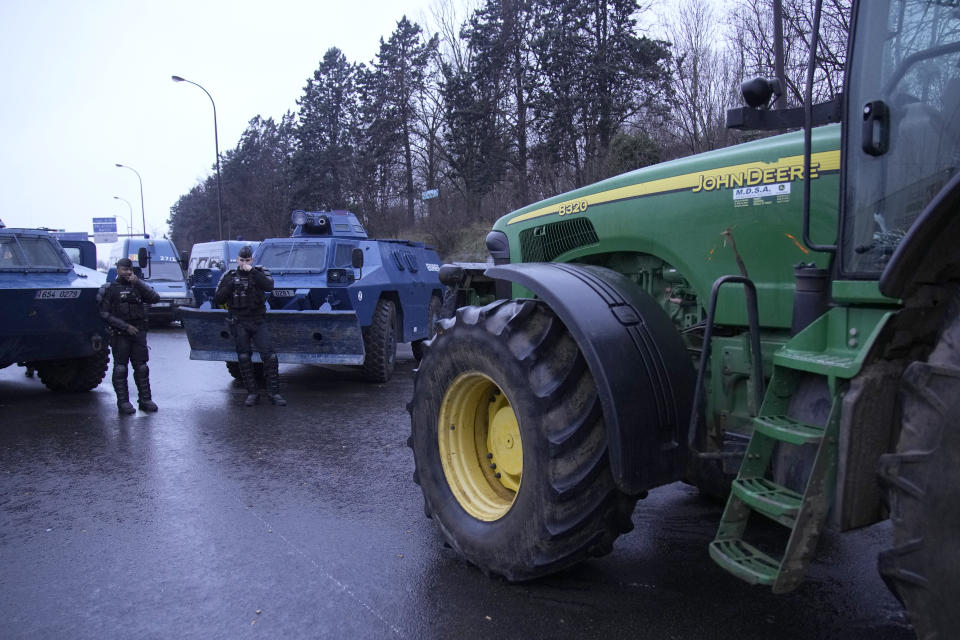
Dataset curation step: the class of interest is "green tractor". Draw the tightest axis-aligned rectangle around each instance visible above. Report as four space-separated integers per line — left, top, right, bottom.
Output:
408 1 960 637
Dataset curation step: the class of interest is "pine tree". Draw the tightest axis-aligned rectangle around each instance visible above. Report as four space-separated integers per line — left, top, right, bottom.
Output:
294 48 361 210
363 17 438 227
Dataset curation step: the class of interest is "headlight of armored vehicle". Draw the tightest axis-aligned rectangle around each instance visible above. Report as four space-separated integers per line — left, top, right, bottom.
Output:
327 268 354 285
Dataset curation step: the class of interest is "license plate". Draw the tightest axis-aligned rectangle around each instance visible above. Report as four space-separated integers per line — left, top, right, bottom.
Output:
152 302 171 308
272 289 295 297
35 289 81 299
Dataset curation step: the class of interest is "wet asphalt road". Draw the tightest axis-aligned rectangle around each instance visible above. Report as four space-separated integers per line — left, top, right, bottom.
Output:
0 327 914 640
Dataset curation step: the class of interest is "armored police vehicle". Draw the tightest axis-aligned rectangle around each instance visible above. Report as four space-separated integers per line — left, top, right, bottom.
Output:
51 231 98 269
187 240 259 307
0 225 110 391
108 237 193 325
181 210 443 383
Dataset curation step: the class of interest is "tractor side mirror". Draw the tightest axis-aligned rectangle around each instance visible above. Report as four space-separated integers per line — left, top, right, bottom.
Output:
741 76 783 109
137 247 149 268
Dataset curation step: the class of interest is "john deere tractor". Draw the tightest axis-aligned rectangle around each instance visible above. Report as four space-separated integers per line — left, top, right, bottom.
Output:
408 1 960 637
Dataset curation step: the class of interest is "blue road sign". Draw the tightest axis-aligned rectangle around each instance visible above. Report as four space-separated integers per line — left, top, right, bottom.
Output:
92 217 118 233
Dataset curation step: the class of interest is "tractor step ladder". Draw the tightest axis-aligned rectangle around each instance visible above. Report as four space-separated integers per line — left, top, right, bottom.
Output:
709 372 842 593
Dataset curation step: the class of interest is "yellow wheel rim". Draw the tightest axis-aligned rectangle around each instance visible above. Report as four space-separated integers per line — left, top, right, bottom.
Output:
438 372 523 521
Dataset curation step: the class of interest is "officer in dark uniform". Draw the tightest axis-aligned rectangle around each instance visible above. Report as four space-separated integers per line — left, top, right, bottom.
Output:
98 257 161 414
214 245 286 406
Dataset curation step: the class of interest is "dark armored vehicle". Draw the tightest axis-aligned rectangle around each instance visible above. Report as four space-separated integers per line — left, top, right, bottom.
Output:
0 226 109 391
181 210 443 382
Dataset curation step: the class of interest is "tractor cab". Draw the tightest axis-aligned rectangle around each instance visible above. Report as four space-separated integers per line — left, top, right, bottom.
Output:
841 2 960 283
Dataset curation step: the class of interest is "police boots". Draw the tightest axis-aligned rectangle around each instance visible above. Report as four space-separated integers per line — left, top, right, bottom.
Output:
238 357 259 406
265 354 286 406
133 364 158 412
113 365 136 415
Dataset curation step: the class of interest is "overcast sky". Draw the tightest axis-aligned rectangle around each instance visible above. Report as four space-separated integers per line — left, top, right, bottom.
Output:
0 0 437 250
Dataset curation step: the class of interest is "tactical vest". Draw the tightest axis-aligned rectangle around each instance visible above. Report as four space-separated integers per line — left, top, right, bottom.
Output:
111 282 146 322
230 270 266 313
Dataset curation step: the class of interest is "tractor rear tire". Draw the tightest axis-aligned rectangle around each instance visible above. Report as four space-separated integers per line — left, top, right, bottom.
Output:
35 349 110 392
361 298 397 383
412 295 442 362
879 293 960 640
408 299 638 581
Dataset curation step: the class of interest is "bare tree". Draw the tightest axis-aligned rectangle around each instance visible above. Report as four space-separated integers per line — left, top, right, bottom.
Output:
426 0 480 76
660 0 740 154
727 0 850 106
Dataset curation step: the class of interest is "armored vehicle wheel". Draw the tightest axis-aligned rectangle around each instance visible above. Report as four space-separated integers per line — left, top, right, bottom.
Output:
412 295 442 362
408 299 637 581
879 294 960 640
35 349 110 392
225 361 264 382
361 298 397 383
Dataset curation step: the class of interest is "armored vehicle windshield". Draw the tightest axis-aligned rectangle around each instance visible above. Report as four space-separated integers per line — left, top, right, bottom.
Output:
0 234 71 271
258 241 328 273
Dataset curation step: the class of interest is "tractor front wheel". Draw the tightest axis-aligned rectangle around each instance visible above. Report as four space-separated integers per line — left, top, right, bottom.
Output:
408 299 637 581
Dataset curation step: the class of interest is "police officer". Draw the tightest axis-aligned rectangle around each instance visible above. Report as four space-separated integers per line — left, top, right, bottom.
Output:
214 245 286 406
98 258 161 414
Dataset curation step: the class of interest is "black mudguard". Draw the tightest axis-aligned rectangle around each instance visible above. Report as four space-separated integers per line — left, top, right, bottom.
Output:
486 262 696 494
880 171 960 299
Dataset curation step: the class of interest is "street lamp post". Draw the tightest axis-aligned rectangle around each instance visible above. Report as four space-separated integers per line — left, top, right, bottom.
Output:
112 196 134 236
172 75 224 241
115 163 146 237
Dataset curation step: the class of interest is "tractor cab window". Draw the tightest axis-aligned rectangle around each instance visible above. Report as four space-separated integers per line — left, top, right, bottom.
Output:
842 0 960 275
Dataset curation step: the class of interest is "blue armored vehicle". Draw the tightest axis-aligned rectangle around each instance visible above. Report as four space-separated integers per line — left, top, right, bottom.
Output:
0 226 110 391
181 210 443 383
51 231 98 269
